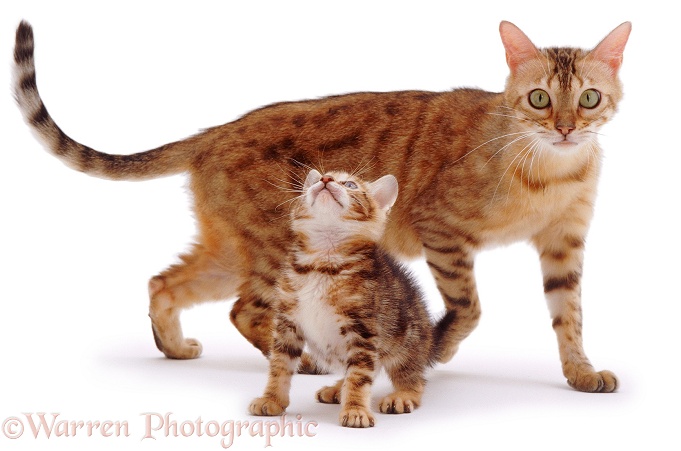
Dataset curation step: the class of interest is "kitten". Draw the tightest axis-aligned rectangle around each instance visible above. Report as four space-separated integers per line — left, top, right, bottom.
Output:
13 20 630 392
250 169 452 428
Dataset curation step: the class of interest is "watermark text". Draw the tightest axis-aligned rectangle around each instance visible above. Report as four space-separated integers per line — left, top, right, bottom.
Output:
2 412 317 448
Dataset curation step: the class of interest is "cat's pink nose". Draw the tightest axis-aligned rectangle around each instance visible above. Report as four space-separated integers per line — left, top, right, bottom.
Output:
321 175 334 184
557 124 575 135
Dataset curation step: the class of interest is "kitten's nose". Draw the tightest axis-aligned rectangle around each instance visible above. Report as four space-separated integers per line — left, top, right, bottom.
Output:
321 175 334 184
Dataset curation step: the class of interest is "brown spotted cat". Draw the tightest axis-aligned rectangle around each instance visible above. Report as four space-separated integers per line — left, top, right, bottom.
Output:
13 20 631 392
250 169 453 427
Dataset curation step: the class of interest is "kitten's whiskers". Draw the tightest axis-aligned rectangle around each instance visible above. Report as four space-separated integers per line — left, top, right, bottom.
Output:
349 156 377 180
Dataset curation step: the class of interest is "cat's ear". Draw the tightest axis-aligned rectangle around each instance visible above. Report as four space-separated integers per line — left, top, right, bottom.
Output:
499 21 539 74
369 175 398 210
590 22 632 74
304 169 322 190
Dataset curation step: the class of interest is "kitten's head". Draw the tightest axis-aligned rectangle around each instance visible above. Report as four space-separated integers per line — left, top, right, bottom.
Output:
499 21 631 152
292 169 398 242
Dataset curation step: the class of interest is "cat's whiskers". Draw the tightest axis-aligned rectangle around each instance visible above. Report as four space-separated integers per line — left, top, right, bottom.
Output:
265 169 309 221
267 188 306 217
313 151 327 177
454 130 536 164
287 158 326 184
274 162 307 190
264 178 301 195
490 136 539 206
493 106 546 129
585 130 606 138
528 140 546 192
349 156 377 180
509 137 540 202
486 112 530 122
482 131 538 168
584 141 600 176
517 141 535 199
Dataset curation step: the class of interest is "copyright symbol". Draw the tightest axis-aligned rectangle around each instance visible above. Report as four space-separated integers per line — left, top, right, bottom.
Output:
2 417 24 439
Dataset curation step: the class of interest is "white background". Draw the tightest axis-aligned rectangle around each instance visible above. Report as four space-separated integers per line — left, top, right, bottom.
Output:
1 1 679 450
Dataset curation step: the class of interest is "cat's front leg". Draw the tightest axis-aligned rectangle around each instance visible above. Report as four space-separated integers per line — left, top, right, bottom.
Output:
533 222 618 393
339 337 379 428
250 314 304 416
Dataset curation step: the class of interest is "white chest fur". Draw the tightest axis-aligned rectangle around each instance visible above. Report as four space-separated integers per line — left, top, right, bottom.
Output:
291 273 347 371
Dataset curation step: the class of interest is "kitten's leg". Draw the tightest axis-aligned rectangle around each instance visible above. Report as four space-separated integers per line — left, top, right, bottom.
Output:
339 336 378 428
533 223 618 393
380 363 426 414
422 243 481 362
250 314 304 416
149 245 241 359
316 378 343 404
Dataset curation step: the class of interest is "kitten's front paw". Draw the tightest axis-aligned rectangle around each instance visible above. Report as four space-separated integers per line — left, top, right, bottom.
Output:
568 369 618 393
340 407 375 428
316 385 341 404
379 393 419 414
249 397 286 416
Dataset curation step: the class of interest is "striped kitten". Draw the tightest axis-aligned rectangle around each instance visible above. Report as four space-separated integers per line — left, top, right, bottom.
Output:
13 21 630 392
250 170 452 427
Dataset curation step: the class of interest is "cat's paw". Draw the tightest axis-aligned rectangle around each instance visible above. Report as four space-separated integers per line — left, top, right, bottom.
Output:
379 393 419 414
568 369 618 393
340 407 375 428
157 335 203 360
151 322 203 359
250 397 286 416
316 385 341 404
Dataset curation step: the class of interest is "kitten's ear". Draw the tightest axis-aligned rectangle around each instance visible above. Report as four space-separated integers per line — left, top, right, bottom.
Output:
304 169 322 190
590 22 632 74
369 175 398 210
499 21 539 74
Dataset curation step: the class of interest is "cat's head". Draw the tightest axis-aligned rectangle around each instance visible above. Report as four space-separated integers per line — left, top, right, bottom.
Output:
499 21 631 151
292 169 398 241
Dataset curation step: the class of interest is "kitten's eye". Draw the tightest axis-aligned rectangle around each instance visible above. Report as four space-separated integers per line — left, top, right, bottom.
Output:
529 89 551 109
343 181 358 189
579 89 601 109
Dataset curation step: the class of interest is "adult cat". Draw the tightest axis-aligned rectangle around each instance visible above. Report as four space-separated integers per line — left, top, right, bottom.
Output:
13 20 630 392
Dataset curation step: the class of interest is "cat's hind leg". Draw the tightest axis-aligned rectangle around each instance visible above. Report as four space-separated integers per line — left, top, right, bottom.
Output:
316 378 343 404
380 360 427 414
421 241 482 363
149 244 242 359
229 254 327 374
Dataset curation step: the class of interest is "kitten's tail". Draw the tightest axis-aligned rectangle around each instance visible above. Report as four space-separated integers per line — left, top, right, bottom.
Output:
430 310 458 364
13 21 192 181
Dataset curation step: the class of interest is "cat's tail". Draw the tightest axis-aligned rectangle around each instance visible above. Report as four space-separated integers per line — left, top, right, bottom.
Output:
13 21 192 181
430 310 458 364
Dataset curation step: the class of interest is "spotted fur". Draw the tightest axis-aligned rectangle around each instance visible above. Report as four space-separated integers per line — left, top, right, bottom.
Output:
250 170 452 427
13 20 630 392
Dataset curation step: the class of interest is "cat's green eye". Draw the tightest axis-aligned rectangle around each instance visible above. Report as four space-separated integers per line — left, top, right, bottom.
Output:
343 181 358 189
529 89 550 109
579 89 601 109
